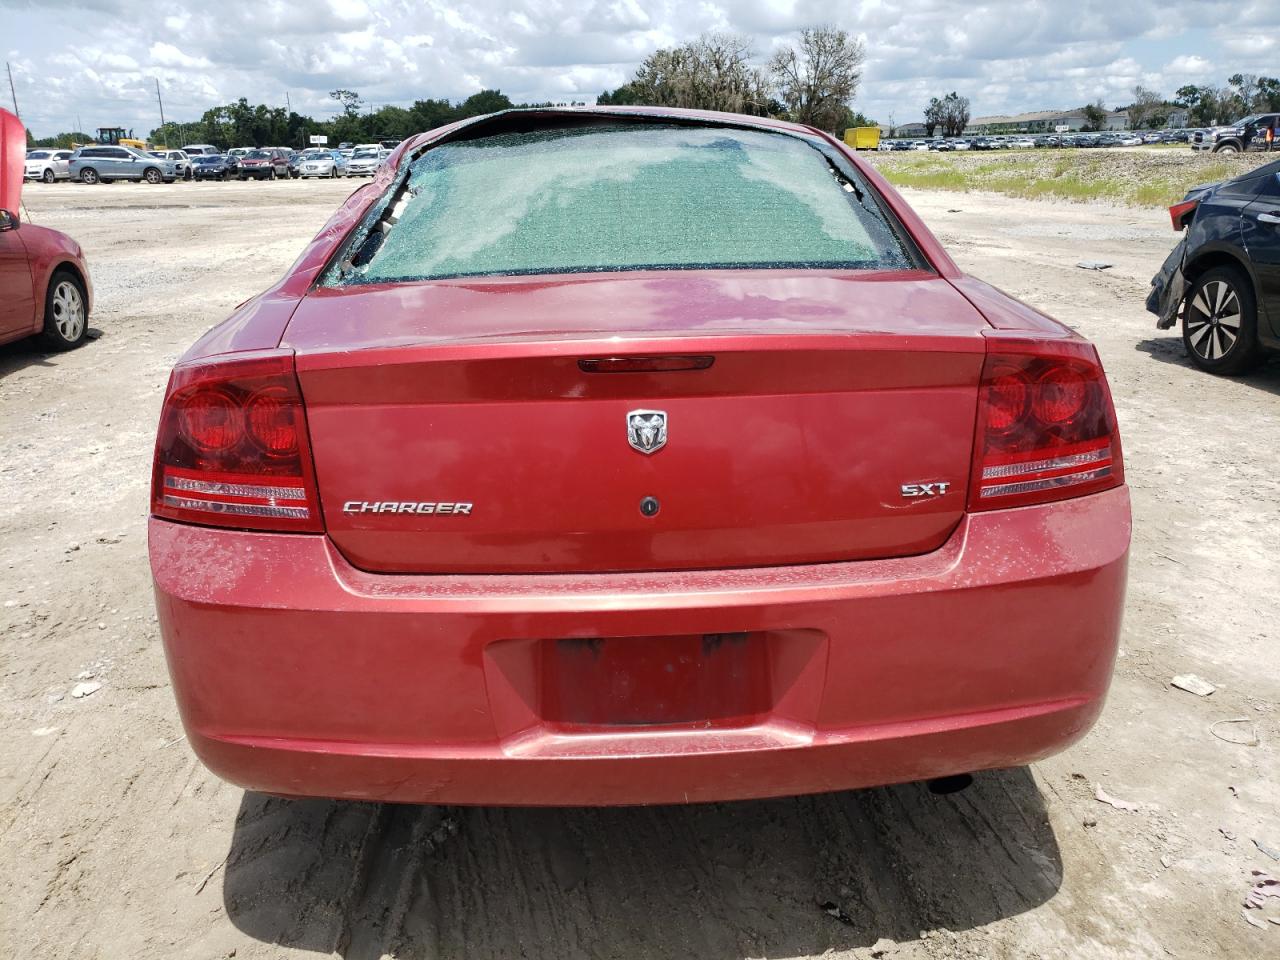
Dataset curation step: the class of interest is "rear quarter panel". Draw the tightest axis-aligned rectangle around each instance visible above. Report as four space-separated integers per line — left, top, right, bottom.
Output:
179 181 381 361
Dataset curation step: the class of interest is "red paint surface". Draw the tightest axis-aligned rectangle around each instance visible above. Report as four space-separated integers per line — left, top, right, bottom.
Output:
151 486 1129 805
291 272 989 573
0 108 22 216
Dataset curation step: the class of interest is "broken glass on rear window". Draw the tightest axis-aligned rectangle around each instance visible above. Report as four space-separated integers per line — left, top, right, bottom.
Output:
326 123 916 284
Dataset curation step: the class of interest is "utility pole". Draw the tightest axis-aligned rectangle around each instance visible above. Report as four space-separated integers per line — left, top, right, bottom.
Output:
6 62 18 118
155 78 167 130
285 91 291 112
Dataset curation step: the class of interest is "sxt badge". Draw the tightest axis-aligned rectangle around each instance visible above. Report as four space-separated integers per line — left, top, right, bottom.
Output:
901 482 951 498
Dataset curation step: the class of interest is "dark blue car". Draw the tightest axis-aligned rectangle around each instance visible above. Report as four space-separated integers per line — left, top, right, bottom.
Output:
1147 157 1280 373
190 154 235 181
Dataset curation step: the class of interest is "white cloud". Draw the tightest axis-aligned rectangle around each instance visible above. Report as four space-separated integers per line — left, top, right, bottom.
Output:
149 42 211 69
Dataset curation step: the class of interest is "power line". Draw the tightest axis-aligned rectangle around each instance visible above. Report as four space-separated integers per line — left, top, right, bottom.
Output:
5 62 18 118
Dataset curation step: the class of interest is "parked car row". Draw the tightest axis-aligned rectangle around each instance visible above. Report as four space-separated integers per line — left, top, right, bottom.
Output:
24 143 395 185
879 130 1195 152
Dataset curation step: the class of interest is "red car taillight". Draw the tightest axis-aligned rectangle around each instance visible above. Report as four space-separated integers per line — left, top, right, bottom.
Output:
151 351 323 533
1169 198 1198 231
969 339 1124 511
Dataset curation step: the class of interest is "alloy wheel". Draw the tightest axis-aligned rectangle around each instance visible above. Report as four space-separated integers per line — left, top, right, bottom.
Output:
1185 279 1241 361
51 280 85 342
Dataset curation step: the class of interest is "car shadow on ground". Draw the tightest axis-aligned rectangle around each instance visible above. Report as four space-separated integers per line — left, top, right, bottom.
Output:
222 768 1061 960
1135 336 1280 396
0 328 102 378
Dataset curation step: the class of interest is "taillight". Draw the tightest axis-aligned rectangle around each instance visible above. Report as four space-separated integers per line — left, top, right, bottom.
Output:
151 351 323 532
970 339 1124 511
1169 198 1198 231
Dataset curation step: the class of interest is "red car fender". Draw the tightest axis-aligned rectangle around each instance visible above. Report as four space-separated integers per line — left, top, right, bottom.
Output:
1 108 23 216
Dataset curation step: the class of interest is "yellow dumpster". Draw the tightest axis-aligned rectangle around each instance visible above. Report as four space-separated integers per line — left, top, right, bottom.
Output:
843 126 881 150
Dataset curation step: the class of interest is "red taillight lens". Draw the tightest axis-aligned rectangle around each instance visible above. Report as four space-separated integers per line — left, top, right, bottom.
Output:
1169 199 1198 231
180 389 241 453
151 351 323 532
244 386 300 457
985 370 1030 432
970 339 1124 511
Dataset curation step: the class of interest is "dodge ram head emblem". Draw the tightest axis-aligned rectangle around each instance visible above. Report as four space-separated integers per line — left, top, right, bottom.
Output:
627 409 667 454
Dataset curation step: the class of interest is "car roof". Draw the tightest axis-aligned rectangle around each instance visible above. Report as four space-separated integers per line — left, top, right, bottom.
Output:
396 105 826 159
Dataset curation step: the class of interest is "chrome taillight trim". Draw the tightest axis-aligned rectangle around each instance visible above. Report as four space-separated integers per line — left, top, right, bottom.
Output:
981 445 1111 480
164 475 308 502
980 466 1112 499
161 494 311 520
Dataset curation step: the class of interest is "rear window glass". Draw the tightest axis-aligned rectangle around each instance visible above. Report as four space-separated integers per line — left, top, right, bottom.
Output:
326 123 915 285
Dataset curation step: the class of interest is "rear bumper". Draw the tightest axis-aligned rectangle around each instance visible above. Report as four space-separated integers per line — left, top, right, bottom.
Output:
151 487 1130 805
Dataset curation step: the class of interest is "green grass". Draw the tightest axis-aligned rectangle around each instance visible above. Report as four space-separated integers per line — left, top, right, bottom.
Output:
868 151 1273 208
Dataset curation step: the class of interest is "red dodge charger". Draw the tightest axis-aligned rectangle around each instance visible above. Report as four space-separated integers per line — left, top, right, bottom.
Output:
149 108 1130 806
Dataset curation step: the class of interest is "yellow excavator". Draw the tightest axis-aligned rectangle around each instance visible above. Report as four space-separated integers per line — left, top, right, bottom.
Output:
72 127 165 150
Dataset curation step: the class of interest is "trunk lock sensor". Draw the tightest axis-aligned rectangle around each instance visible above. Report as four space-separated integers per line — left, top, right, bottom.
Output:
639 496 660 517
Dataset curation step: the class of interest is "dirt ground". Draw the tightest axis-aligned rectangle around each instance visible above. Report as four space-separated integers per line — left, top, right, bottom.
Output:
1 178 1277 960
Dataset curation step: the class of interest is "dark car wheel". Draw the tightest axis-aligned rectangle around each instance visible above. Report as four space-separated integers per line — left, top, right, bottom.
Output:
79 168 99 185
144 167 163 184
42 168 55 183
267 168 275 180
1213 142 1241 154
40 270 88 350
1182 265 1262 375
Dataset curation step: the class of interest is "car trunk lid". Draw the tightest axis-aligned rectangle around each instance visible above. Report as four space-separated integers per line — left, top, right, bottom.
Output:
286 270 989 574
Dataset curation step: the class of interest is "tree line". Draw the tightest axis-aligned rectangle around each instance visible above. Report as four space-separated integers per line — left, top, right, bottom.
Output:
27 25 871 151
598 27 872 133
1173 74 1280 126
27 88 542 150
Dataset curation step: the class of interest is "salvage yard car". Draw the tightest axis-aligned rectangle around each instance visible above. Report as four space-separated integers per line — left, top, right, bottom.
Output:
189 154 234 181
0 208 92 348
345 144 384 176
24 148 74 182
150 107 1131 806
1147 157 1280 373
297 149 348 178
1191 114 1280 153
2 110 93 349
150 149 192 180
69 145 178 184
237 148 290 180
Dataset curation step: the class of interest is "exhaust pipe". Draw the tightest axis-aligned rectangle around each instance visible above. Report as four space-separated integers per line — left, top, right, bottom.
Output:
927 773 974 795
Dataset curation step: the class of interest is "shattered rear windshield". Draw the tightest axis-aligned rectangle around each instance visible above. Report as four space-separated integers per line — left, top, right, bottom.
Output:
324 123 916 284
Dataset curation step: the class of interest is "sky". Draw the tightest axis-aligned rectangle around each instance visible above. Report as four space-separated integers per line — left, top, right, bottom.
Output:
3 0 1279 137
